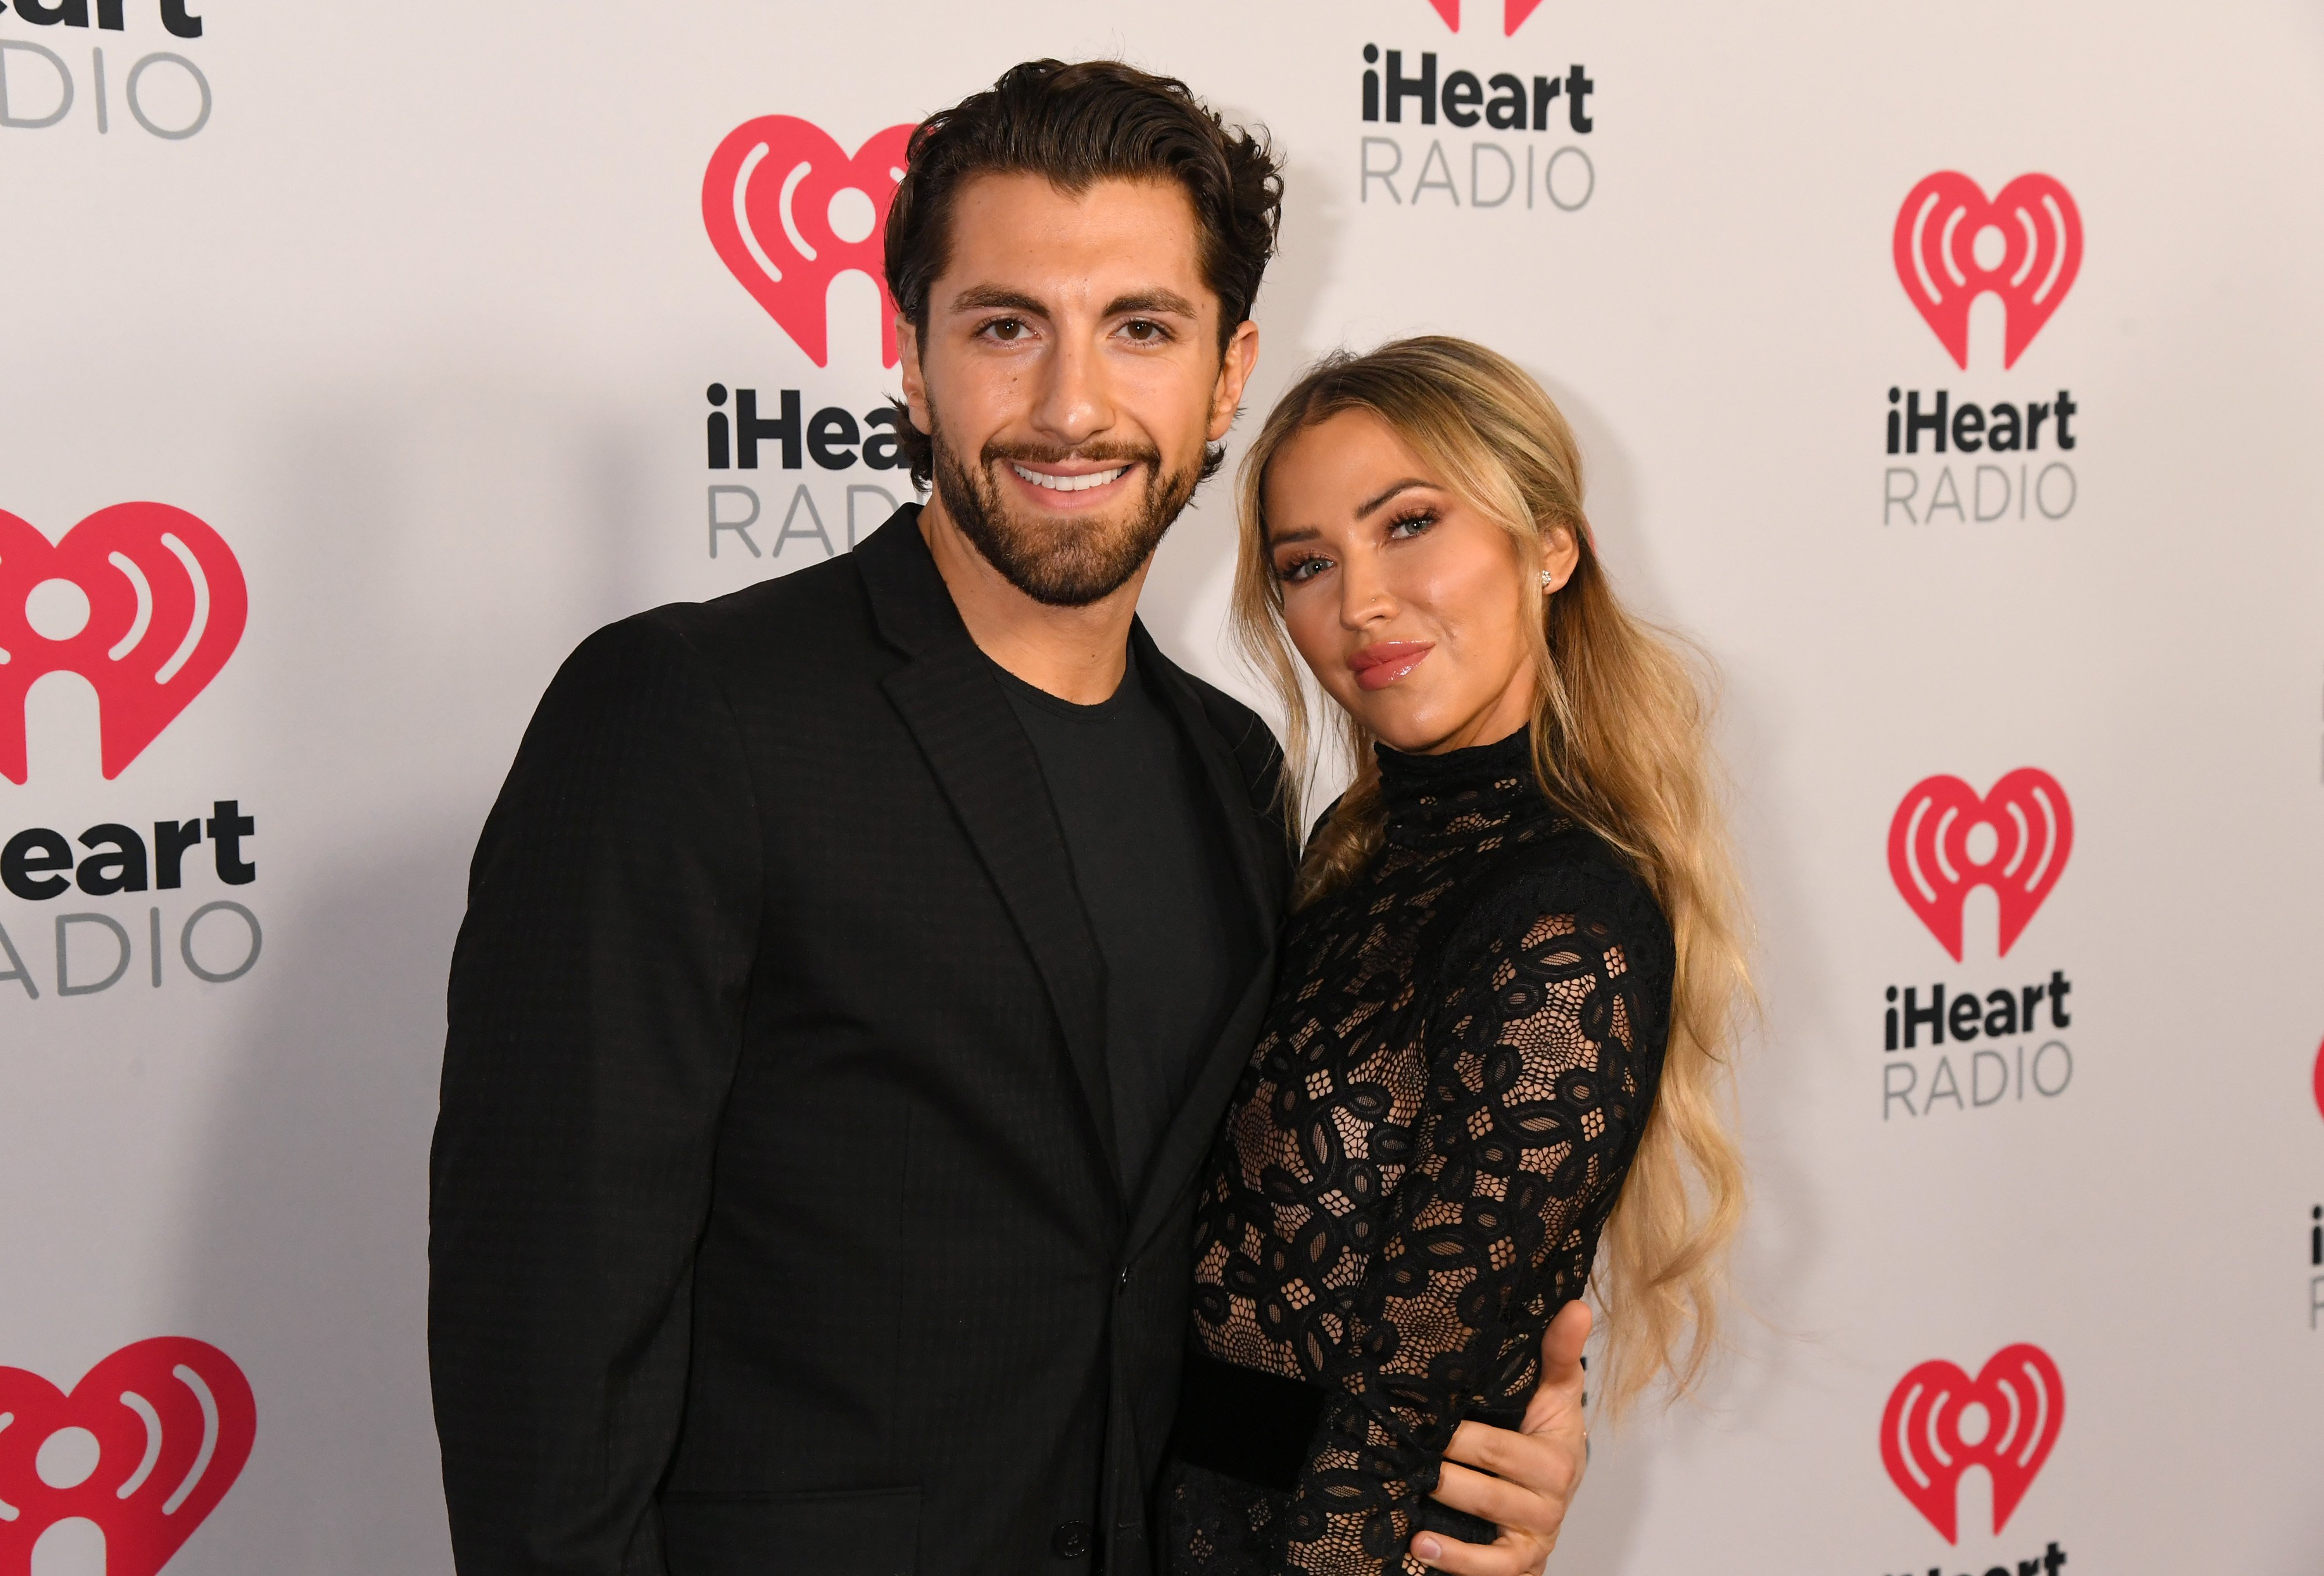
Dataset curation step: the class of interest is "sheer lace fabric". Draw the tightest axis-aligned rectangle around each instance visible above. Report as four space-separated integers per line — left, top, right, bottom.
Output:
1170 731 1672 1575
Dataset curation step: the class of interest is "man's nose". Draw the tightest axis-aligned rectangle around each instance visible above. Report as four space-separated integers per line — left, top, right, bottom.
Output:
1030 326 1114 447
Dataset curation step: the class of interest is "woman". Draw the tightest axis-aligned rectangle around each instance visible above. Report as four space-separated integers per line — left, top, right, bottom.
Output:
1162 338 1751 1575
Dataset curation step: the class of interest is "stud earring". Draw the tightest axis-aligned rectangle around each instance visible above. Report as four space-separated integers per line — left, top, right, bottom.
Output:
1539 569 1556 589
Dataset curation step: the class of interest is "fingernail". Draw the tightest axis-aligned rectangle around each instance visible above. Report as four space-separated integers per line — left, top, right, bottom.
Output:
1412 1534 1440 1560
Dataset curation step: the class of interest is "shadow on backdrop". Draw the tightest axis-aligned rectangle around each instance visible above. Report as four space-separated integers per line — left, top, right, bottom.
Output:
165 378 657 1573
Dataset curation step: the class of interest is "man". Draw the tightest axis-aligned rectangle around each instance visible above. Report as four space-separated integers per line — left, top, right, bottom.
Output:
431 60 1587 1576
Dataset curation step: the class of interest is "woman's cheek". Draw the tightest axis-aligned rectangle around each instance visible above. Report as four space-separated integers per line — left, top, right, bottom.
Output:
1283 596 1328 674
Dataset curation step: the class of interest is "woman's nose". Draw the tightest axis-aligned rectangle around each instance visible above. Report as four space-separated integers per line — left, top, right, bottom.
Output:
1337 553 1396 629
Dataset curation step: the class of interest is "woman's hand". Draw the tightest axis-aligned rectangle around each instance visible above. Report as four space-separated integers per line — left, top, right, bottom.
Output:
1411 1301 1592 1576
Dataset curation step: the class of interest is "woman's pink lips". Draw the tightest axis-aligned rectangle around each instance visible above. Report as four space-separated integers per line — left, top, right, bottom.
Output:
1350 641 1433 692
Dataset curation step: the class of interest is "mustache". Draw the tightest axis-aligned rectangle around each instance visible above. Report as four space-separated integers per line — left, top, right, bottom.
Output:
979 438 1160 471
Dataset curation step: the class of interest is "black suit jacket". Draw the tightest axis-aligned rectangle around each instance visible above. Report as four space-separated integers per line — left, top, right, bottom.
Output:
430 507 1291 1576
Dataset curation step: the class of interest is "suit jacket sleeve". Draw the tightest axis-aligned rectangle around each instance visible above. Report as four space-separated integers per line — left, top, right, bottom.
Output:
430 614 762 1575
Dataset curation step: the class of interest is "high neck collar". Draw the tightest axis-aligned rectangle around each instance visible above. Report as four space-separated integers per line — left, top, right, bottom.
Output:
1375 727 1547 848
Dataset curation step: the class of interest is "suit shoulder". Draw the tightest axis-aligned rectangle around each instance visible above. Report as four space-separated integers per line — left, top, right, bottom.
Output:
586 554 878 694
655 552 872 648
534 556 875 725
540 605 711 701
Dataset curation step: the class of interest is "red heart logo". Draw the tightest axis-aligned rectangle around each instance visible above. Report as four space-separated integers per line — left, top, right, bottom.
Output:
1887 769 2072 962
0 504 247 785
702 116 916 368
1426 0 1546 30
1881 1344 2063 1543
1893 172 2082 368
0 1338 256 1576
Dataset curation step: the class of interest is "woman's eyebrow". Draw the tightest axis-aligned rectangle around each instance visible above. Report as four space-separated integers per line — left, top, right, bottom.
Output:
1356 478 1433 517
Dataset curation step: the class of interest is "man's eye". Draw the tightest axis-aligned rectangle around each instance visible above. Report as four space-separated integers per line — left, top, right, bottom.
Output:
1120 319 1168 343
981 318 1030 342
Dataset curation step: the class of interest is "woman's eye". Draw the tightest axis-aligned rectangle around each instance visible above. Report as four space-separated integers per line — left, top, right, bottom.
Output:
1276 554 1329 584
1386 510 1437 539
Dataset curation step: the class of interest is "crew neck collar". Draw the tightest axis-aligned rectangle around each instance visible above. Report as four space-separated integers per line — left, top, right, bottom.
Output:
987 649 1142 723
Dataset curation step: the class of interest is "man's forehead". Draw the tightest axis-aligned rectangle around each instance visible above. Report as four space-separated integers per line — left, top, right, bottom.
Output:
938 171 1210 307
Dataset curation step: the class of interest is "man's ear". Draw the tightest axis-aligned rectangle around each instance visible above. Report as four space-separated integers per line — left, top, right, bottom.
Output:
1207 319 1261 443
897 317 934 435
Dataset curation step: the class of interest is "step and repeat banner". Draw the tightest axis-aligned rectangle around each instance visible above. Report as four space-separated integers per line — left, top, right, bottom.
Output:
3 2 2321 1572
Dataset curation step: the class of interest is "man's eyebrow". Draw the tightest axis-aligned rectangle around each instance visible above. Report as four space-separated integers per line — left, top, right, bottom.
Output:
949 285 1050 315
1356 478 1433 518
1104 289 1201 318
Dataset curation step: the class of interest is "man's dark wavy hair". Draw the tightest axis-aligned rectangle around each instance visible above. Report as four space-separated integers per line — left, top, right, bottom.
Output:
883 59 1285 489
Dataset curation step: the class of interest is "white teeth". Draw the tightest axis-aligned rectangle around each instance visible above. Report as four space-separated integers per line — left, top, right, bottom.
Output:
1010 462 1128 493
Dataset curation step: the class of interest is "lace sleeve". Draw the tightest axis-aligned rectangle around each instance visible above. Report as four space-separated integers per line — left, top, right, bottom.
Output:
1279 867 1667 1575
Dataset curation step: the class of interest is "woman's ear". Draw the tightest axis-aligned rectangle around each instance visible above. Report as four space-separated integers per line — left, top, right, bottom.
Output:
1540 519 1583 592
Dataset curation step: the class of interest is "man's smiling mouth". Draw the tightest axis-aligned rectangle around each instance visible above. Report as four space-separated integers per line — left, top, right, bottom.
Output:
1009 462 1129 493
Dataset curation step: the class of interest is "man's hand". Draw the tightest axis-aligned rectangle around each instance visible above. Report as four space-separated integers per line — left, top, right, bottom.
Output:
1411 1301 1591 1575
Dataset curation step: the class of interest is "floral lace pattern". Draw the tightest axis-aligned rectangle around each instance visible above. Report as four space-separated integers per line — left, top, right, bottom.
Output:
1171 731 1672 1575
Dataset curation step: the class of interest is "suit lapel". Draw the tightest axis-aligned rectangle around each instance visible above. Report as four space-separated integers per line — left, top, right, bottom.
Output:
1132 622 1285 940
1127 622 1287 1249
858 511 1123 1202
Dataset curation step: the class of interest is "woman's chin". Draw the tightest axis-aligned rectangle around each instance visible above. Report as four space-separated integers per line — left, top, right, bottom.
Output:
1370 707 1525 757
1331 680 1497 756
1358 708 1455 756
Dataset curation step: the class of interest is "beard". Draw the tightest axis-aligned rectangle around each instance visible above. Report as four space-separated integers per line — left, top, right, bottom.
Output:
929 415 1202 609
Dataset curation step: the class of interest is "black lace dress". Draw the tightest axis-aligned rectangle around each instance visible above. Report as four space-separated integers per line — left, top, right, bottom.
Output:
1160 729 1673 1575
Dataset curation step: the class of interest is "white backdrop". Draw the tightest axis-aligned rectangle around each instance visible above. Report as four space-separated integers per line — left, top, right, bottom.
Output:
3 2 2322 1573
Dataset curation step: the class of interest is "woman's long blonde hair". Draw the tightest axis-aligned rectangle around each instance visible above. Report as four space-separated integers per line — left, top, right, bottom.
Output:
1231 336 1751 1415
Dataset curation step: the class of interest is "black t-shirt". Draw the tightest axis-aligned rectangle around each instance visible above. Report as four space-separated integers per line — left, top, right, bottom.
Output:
994 652 1251 1195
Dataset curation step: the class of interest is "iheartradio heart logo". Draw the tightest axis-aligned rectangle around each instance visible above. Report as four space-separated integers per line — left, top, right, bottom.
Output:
0 504 246 785
1427 0 1547 32
702 116 916 368
1893 172 2082 369
1882 1344 2063 1543
0 1338 256 1575
1888 769 2072 962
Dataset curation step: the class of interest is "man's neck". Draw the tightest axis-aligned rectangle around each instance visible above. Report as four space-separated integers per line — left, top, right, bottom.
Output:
918 497 1147 705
